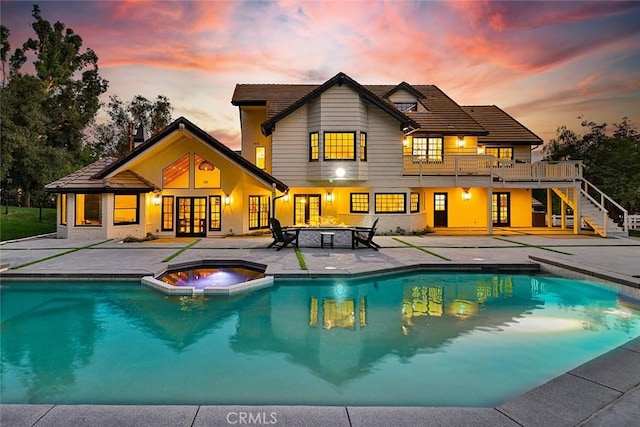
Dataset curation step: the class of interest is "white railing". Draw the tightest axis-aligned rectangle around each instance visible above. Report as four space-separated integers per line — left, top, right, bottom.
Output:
582 180 629 233
629 215 640 230
403 155 583 182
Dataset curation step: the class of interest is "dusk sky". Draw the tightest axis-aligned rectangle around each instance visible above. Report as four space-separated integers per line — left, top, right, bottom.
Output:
2 1 639 151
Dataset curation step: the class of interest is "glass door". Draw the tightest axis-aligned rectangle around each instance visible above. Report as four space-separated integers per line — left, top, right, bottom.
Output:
176 197 207 237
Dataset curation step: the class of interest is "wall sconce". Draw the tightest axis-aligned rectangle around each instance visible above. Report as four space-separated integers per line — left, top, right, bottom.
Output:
403 138 409 147
152 192 161 206
326 192 333 202
457 137 465 148
224 194 231 205
477 146 485 155
462 188 471 201
283 194 290 202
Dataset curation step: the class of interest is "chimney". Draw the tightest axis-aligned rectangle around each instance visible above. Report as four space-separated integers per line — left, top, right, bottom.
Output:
133 124 147 149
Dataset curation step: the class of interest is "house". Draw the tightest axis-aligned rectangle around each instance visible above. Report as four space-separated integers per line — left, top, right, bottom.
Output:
45 117 287 239
46 72 627 239
232 72 626 237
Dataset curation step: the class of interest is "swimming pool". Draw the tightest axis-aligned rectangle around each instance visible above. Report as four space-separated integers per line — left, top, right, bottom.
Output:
1 272 639 406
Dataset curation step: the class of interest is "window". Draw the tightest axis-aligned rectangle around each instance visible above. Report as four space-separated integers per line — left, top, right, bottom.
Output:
75 194 102 226
60 194 67 225
309 132 319 161
485 147 513 160
375 193 406 213
114 194 139 225
255 146 266 169
324 132 355 160
410 192 420 213
195 154 220 188
249 195 270 229
394 102 417 112
209 196 221 231
162 196 174 231
350 193 369 213
412 137 443 163
294 195 321 225
163 154 190 188
360 133 367 161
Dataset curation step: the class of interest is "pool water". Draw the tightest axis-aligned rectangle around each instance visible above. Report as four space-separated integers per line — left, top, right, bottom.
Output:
1 273 639 406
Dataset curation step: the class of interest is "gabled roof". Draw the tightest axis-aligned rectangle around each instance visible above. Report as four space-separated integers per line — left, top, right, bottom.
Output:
462 106 542 146
46 117 288 193
234 72 420 136
232 73 488 136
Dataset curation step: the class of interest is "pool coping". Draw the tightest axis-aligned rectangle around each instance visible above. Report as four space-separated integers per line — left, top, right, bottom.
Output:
1 241 639 426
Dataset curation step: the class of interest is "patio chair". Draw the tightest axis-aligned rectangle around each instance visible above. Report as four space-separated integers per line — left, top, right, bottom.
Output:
352 218 380 251
268 218 300 251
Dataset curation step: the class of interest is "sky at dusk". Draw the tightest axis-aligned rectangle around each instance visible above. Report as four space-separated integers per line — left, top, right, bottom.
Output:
2 0 640 151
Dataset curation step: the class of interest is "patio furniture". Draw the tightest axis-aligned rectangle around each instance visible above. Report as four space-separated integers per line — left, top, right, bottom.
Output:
352 218 380 251
320 232 335 249
268 218 300 251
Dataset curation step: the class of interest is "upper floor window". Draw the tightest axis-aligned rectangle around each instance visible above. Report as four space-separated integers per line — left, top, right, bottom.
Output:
375 193 406 214
195 154 220 188
485 147 513 160
255 146 266 169
309 132 319 161
394 102 417 112
360 133 367 161
163 154 190 188
413 137 443 163
324 132 355 160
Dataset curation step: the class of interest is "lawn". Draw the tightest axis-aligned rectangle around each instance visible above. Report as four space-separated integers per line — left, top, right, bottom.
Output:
0 206 56 241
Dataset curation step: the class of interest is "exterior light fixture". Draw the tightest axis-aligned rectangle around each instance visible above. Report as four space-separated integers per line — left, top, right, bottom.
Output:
462 188 471 201
457 137 465 148
224 194 231 205
326 192 333 202
152 192 161 206
335 168 346 179
403 138 409 147
477 146 485 155
283 193 290 202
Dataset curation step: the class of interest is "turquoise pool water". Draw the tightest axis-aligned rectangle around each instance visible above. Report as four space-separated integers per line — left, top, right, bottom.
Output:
1 273 639 406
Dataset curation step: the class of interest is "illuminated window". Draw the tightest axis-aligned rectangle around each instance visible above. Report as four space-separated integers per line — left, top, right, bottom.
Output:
75 194 102 226
114 194 139 225
324 132 355 160
60 194 67 225
309 132 319 161
375 193 406 213
413 137 443 163
350 193 369 213
434 193 446 211
163 154 190 188
195 154 220 188
492 193 510 226
255 146 266 169
410 192 420 213
360 133 367 161
209 195 221 231
485 147 513 160
294 195 321 226
249 195 270 229
161 196 174 231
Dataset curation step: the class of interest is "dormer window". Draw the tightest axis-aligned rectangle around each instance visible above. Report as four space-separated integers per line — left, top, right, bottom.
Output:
394 102 417 112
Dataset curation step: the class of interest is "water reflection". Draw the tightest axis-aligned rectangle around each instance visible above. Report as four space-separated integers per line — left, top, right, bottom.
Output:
2 274 639 403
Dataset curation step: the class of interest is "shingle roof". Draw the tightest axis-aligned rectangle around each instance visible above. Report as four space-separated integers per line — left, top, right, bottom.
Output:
462 105 542 145
231 73 488 136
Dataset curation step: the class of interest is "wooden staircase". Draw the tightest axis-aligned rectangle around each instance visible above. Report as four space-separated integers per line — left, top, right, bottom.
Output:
552 180 628 237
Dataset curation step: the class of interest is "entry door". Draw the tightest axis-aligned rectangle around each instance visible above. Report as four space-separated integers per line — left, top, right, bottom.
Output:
434 193 448 227
176 197 207 237
492 193 510 226
294 195 321 226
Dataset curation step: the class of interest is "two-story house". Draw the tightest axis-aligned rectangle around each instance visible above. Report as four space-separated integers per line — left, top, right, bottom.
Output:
45 72 627 239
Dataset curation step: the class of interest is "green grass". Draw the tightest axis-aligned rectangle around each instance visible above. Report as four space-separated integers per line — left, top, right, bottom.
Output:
0 206 56 241
630 229 640 238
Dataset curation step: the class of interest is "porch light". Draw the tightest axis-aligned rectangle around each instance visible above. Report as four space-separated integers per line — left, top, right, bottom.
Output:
224 194 231 205
326 192 333 202
152 192 161 206
283 193 290 202
457 137 465 148
335 168 346 178
462 188 471 201
403 138 409 147
477 146 485 155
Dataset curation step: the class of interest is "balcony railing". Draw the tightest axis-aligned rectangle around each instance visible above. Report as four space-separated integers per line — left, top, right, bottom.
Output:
403 155 583 183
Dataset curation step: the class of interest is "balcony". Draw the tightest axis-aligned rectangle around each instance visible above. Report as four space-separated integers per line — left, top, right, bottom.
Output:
403 155 583 183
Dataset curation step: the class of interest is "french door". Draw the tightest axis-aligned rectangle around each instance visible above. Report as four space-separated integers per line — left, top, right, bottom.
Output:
492 193 510 227
294 195 321 226
176 197 207 237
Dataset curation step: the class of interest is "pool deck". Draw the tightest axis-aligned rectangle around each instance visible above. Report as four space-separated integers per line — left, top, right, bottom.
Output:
1 233 639 426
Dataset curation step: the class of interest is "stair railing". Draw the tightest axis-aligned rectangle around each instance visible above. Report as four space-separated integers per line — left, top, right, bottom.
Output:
582 180 629 233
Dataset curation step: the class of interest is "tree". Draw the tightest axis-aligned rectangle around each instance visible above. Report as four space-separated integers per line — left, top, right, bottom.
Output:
89 94 174 158
0 5 108 206
543 117 640 214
